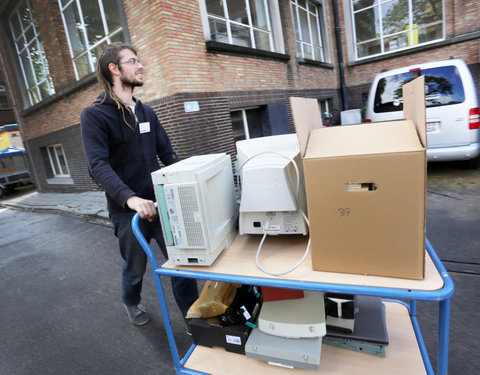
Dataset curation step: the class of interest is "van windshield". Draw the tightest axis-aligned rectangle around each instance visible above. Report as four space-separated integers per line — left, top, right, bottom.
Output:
373 66 465 113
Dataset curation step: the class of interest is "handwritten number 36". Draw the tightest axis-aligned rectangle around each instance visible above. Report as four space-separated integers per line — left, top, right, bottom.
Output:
338 208 351 217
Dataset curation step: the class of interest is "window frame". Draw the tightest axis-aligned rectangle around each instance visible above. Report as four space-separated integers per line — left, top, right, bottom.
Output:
58 0 125 80
231 107 262 141
350 0 445 61
318 98 332 125
46 144 71 178
199 0 285 54
8 0 55 106
291 0 327 62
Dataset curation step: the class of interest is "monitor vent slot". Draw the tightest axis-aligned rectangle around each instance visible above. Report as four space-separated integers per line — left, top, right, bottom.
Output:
178 186 205 247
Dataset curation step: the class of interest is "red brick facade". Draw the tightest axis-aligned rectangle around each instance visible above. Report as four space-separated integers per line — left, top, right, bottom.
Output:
0 0 478 192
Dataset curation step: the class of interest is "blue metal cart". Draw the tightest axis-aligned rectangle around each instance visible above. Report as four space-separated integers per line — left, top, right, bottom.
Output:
132 213 454 375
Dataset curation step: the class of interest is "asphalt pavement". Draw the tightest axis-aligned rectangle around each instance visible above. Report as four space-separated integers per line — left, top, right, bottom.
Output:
1 181 479 374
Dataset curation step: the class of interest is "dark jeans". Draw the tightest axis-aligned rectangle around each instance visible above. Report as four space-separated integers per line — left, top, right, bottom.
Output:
110 212 198 317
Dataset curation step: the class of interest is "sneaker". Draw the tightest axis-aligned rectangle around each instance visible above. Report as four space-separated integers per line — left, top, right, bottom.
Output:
124 303 150 326
184 319 192 336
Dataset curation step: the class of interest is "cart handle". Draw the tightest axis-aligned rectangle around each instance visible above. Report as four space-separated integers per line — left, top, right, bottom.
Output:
131 209 160 270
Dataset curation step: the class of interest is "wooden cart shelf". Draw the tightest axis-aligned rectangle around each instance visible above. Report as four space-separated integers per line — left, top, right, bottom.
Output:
132 215 454 375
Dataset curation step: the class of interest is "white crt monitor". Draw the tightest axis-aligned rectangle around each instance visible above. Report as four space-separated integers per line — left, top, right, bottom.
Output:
151 153 238 266
236 134 308 236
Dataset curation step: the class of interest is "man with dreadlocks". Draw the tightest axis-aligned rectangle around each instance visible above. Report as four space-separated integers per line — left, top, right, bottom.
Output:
80 43 198 329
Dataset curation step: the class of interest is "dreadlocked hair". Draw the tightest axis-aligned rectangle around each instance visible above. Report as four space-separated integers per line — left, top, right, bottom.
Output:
95 42 137 130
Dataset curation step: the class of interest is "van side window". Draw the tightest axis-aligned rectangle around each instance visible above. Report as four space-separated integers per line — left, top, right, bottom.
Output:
374 66 465 113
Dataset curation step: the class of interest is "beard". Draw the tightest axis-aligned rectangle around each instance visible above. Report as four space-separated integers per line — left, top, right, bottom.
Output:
120 75 144 89
118 66 144 89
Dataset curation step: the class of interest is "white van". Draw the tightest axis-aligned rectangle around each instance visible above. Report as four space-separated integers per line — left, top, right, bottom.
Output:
365 59 480 168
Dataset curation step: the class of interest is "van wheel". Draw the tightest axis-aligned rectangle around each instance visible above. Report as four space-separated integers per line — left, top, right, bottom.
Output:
464 156 480 169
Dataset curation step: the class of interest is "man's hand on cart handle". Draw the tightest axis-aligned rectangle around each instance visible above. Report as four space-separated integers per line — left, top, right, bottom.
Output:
126 196 157 222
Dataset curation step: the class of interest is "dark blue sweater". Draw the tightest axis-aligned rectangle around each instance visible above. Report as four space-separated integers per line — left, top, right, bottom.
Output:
80 92 178 214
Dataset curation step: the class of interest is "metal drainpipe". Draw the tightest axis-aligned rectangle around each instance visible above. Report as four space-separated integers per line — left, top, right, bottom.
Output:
0 46 41 190
332 0 348 111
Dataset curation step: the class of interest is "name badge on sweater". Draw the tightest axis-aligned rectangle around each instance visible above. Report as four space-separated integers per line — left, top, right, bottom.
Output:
139 122 150 134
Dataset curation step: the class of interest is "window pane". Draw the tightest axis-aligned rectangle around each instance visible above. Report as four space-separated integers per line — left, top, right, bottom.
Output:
24 25 35 43
38 81 50 100
292 6 300 40
209 18 229 43
303 43 312 59
313 46 322 61
299 8 310 43
48 147 60 175
79 0 105 46
47 76 55 96
90 40 108 68
296 41 302 56
10 13 22 39
64 3 87 56
384 33 407 51
246 108 263 139
20 50 35 87
231 111 246 142
102 0 122 33
355 7 379 42
30 87 40 104
353 0 379 12
249 0 268 30
16 37 27 54
298 0 307 8
310 13 320 46
18 1 32 30
55 146 69 175
381 0 408 36
230 23 251 47
254 30 270 51
28 41 46 83
412 0 442 25
418 23 443 43
357 39 381 58
110 30 124 43
226 0 248 24
74 54 91 79
206 0 225 17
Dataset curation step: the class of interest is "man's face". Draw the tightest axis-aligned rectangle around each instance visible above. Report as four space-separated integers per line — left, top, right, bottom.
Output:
117 49 144 89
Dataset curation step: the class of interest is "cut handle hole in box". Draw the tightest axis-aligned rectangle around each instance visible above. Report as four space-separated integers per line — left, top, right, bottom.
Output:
346 182 378 191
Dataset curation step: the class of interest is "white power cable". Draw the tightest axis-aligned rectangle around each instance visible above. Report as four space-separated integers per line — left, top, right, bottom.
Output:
238 150 310 276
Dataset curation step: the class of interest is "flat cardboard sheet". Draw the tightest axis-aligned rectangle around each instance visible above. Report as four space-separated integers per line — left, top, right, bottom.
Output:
306 121 423 158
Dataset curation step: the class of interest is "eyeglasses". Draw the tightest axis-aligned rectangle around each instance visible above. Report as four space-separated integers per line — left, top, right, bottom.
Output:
118 58 142 66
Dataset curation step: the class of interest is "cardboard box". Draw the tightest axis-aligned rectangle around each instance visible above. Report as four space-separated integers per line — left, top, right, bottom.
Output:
290 77 426 279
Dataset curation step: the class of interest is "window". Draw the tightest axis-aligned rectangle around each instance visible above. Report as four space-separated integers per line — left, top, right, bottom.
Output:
231 107 264 141
47 144 70 177
0 86 11 110
373 66 465 113
351 0 444 59
318 99 332 125
204 0 277 52
59 0 125 80
291 0 326 62
8 0 55 105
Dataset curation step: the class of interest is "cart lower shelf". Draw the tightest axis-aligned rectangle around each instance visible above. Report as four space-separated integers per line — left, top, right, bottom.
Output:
183 301 426 375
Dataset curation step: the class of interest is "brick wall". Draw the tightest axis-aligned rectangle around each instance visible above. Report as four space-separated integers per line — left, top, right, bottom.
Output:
28 124 99 193
29 86 340 192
